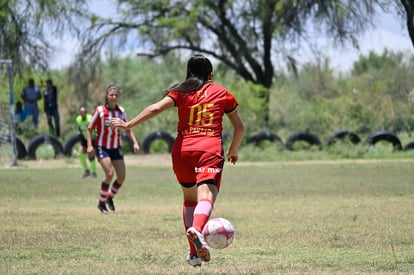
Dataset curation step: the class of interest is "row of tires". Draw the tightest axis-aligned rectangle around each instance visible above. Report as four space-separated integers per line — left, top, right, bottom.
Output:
1 129 413 160
246 129 413 151
0 131 175 160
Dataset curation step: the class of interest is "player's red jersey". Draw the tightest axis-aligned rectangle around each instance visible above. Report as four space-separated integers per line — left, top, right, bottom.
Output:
167 82 238 156
88 104 128 149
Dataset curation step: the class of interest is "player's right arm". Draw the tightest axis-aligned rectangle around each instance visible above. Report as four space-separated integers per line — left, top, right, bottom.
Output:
112 96 174 130
86 127 95 156
86 111 98 156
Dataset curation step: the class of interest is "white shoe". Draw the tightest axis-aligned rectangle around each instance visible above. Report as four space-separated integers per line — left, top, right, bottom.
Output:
186 227 211 262
186 253 202 267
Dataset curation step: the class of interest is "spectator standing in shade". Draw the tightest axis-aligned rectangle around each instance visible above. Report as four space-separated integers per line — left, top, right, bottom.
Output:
43 79 60 137
21 78 41 127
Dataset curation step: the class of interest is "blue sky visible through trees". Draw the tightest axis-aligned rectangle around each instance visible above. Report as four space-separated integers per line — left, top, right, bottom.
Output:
49 1 412 73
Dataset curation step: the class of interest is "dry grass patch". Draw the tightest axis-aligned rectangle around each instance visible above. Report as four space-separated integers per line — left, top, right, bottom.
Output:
1 157 413 274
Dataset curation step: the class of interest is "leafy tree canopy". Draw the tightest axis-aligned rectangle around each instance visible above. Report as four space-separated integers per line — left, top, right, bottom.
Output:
0 0 89 72
80 0 389 88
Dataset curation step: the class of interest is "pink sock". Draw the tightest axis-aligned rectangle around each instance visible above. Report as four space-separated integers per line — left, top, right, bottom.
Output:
193 198 213 232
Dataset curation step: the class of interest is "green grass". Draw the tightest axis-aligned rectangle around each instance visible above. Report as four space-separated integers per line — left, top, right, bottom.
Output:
1 157 414 274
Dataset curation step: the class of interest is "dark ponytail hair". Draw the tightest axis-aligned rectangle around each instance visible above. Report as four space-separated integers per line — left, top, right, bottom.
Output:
167 55 213 93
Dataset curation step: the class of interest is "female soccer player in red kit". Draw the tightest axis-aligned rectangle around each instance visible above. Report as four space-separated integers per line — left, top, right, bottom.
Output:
87 84 140 214
111 55 244 266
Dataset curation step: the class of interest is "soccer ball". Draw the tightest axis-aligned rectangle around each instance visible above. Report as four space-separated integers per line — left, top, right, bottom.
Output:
202 217 235 249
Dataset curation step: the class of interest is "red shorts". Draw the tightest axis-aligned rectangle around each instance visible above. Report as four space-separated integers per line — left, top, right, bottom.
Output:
172 151 224 190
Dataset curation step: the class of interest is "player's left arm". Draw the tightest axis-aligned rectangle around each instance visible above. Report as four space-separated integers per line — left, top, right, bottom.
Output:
226 110 244 164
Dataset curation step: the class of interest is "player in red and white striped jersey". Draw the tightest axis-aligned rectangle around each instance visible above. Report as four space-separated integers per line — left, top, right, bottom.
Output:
87 84 140 214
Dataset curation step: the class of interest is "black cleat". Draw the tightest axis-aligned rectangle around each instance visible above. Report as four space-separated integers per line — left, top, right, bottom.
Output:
106 197 115 212
81 170 91 178
97 203 108 214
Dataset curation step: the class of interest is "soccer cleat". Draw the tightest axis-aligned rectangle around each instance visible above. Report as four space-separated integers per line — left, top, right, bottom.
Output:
97 203 108 214
91 172 97 178
186 253 202 267
106 197 115 212
81 170 91 178
187 227 211 262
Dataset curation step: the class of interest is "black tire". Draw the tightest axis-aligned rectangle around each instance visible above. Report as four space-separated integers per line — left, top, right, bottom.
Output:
0 135 27 159
326 130 361 146
142 131 174 154
365 130 402 150
247 131 283 147
63 133 137 156
405 141 414 151
63 134 83 157
27 135 64 160
285 131 322 150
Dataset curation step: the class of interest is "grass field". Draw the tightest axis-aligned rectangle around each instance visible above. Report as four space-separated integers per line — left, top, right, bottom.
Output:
1 155 413 274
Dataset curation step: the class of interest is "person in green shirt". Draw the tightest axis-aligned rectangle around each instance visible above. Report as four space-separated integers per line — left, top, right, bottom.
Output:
76 106 97 178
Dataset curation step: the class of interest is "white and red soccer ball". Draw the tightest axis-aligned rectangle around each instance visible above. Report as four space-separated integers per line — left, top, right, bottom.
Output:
202 217 235 249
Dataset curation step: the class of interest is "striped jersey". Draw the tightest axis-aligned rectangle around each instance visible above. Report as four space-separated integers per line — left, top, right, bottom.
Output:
88 104 127 149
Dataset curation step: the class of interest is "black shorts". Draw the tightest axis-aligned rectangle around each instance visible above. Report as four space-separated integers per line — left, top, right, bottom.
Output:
96 146 124 161
80 135 87 147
